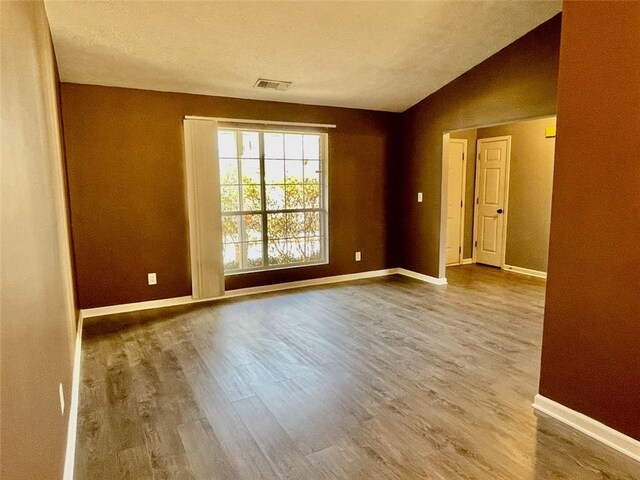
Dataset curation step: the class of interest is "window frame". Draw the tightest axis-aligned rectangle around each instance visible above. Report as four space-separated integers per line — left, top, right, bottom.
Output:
219 127 329 275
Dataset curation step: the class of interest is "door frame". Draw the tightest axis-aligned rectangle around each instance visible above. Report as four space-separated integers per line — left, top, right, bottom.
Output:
446 138 467 266
472 135 512 267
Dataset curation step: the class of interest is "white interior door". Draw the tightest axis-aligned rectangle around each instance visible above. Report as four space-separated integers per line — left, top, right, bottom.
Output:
474 137 510 267
446 140 466 265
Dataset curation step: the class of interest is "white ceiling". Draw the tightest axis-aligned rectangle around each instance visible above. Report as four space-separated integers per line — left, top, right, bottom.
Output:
44 1 561 113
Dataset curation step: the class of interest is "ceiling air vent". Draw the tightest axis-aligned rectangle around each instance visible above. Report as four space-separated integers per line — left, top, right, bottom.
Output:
254 78 292 92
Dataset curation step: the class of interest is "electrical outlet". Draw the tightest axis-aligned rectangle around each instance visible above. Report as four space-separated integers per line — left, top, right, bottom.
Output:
355 251 361 262
417 192 423 203
59 383 65 415
148 273 157 285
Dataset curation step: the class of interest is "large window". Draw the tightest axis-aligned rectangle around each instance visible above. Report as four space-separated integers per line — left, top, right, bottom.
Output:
218 128 328 273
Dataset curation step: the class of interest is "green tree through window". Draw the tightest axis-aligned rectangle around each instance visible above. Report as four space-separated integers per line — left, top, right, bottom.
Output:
219 129 327 272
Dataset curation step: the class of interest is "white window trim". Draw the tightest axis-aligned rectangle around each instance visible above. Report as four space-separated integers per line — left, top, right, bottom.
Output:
185 115 336 129
219 127 330 275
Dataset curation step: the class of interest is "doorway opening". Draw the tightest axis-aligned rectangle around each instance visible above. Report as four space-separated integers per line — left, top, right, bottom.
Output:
441 115 556 279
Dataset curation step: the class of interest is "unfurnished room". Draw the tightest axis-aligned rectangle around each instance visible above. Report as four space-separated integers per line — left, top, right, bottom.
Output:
1 1 639 479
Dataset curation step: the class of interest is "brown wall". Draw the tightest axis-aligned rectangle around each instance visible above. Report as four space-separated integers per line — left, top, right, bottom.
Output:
396 15 561 278
477 116 556 272
449 128 477 259
539 1 640 440
60 84 395 308
0 1 77 478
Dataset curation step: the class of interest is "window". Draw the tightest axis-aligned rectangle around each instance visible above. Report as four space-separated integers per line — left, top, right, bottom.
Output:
218 128 328 273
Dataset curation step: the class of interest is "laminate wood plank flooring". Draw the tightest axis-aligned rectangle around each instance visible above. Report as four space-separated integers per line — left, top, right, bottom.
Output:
76 265 639 479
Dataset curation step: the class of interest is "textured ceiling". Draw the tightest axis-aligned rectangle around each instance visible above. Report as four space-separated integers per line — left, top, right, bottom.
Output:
44 1 561 112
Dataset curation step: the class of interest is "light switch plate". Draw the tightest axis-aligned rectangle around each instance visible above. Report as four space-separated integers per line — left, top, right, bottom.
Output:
418 192 423 203
355 251 361 262
59 383 65 415
148 273 157 285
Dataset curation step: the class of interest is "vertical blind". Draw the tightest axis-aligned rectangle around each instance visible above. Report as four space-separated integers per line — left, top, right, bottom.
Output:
183 118 225 299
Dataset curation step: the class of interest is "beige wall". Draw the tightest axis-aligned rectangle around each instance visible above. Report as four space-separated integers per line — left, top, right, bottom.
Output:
477 116 556 272
1 2 77 478
449 128 477 259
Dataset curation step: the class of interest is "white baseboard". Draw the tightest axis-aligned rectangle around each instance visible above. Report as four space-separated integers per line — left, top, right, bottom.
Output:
533 394 640 462
82 295 195 318
394 268 448 285
461 258 473 265
223 268 397 299
63 312 83 480
503 264 547 279
81 268 447 318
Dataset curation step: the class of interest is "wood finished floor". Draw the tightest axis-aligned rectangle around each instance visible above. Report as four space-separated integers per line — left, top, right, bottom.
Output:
76 265 639 479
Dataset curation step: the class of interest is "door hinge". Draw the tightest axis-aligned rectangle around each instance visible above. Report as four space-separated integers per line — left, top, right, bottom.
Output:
475 240 478 247
460 200 463 208
476 197 479 205
462 152 465 160
459 246 462 254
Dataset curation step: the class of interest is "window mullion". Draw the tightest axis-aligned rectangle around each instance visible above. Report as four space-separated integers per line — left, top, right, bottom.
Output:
324 134 328 261
259 132 268 267
237 131 248 269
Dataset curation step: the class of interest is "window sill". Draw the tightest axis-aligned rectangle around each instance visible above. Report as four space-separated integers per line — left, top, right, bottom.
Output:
224 260 329 276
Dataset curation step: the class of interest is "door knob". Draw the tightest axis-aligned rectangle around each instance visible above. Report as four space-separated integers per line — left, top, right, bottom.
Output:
497 209 503 214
